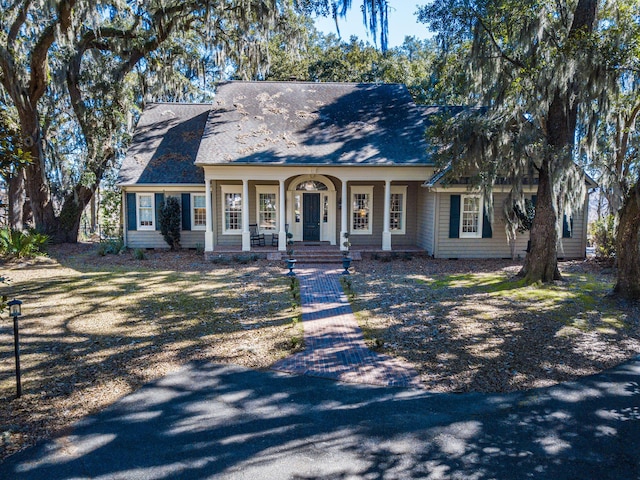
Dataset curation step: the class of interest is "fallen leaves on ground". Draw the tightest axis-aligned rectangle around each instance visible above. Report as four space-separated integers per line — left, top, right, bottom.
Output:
0 244 301 460
350 257 640 393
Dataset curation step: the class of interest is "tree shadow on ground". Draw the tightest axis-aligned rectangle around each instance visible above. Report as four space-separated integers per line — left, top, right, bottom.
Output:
0 244 300 459
1 360 639 479
349 257 640 393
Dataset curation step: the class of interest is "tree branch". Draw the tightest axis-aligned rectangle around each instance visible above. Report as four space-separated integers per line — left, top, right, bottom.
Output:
471 7 527 70
29 0 77 104
114 10 194 83
0 46 18 98
8 0 32 48
619 101 640 181
568 0 597 35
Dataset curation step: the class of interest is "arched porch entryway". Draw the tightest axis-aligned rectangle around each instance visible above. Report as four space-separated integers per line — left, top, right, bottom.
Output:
287 175 337 245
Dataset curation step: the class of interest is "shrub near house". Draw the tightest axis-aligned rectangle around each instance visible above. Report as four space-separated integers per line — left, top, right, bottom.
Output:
159 196 182 250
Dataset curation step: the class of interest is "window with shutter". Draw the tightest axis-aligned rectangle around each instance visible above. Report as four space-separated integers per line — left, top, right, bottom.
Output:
192 194 206 230
137 193 155 230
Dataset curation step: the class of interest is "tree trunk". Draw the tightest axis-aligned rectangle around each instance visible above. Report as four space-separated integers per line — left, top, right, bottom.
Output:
519 160 561 282
8 169 25 230
613 181 640 300
90 190 97 232
16 107 92 242
24 156 57 233
19 108 58 234
52 183 98 243
518 0 597 283
22 194 32 227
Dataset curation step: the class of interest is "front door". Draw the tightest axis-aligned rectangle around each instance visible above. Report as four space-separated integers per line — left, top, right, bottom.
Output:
303 193 320 241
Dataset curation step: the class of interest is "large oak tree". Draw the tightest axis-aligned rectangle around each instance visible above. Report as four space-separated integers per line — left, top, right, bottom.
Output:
0 0 388 242
590 1 640 300
419 0 607 283
2 0 284 241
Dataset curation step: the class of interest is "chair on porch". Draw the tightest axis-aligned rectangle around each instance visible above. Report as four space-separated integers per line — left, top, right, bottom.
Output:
249 224 265 247
271 223 289 247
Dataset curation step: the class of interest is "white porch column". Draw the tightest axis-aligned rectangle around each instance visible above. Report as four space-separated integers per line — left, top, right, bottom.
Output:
205 179 214 252
242 179 250 251
278 179 286 251
382 179 392 251
340 179 348 251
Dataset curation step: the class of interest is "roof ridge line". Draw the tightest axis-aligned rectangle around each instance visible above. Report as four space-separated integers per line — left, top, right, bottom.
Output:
217 80 406 87
146 102 212 106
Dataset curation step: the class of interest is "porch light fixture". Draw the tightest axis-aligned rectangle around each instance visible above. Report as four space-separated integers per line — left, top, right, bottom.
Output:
7 299 23 398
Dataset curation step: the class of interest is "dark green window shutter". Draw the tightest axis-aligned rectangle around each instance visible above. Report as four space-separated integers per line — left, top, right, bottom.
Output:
482 205 492 238
155 193 165 231
449 195 461 238
126 193 137 231
181 193 191 231
562 215 573 238
531 195 537 206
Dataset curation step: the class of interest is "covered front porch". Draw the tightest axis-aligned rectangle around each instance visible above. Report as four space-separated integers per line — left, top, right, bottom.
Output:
201 165 434 256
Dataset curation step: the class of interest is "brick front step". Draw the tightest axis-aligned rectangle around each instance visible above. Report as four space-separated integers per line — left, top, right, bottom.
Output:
269 251 361 263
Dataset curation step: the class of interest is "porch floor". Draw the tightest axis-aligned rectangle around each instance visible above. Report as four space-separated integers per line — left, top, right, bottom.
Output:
208 243 428 263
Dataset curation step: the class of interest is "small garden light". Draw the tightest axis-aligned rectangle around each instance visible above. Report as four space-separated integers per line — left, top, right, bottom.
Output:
7 298 23 398
8 298 22 317
285 258 297 276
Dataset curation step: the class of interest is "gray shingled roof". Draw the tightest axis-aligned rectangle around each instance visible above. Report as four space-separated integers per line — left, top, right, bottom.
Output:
196 82 439 166
118 103 211 185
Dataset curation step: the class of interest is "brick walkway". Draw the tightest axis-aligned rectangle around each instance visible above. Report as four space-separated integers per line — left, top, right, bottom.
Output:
272 265 423 388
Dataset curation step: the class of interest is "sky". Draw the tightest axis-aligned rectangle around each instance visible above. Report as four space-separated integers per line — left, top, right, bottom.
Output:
313 2 433 48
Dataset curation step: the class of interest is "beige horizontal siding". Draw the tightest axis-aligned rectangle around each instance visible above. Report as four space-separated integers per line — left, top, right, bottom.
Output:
347 181 383 246
347 181 420 247
416 187 427 250
558 196 589 259
124 188 207 249
214 181 241 246
211 179 423 248
127 230 205 249
434 192 587 259
181 231 206 249
426 192 436 254
127 231 169 249
416 189 436 255
393 182 419 247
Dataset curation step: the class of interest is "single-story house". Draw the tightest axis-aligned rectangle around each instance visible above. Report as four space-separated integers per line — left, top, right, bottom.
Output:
117 81 590 259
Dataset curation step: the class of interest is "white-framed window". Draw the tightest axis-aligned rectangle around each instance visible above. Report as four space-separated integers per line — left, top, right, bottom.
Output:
351 186 373 235
256 186 278 232
460 195 483 238
137 193 155 230
221 185 242 234
294 193 301 223
323 194 329 223
389 186 407 234
191 193 206 231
